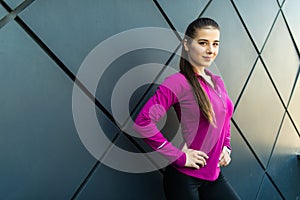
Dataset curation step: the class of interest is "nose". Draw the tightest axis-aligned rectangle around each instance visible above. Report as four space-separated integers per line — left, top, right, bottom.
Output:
206 45 214 54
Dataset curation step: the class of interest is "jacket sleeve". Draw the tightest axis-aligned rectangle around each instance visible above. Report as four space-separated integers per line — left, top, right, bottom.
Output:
223 122 231 150
218 76 233 151
133 80 186 167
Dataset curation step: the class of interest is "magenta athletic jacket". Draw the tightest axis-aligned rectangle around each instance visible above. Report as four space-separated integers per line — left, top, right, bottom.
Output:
133 70 234 181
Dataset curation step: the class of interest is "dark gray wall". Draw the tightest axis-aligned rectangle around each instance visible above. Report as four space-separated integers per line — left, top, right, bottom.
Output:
0 0 299 199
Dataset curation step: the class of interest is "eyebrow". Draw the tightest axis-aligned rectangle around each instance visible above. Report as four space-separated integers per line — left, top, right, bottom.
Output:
197 39 220 42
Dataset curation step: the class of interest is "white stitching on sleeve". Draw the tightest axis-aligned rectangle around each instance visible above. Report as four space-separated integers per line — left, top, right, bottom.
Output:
157 141 167 150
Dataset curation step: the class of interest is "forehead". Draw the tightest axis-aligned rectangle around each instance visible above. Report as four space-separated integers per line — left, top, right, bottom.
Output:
194 28 220 41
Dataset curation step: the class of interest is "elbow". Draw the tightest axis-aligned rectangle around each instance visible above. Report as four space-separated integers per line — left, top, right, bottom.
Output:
132 117 148 133
132 114 145 133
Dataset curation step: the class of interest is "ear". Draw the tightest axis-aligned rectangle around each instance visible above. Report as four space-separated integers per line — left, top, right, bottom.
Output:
183 39 189 52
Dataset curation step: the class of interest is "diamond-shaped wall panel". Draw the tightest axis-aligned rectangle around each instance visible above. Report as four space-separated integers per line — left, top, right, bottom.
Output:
222 123 264 200
283 0 300 53
256 175 283 200
0 21 97 199
202 0 258 104
156 0 209 34
288 75 300 132
77 134 165 200
233 0 279 51
261 13 299 105
0 4 8 18
17 0 180 127
17 0 173 75
267 115 300 200
95 47 179 127
3 0 25 9
234 59 285 167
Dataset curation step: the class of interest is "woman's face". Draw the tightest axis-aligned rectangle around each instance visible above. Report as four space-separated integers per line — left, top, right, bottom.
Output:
184 27 220 69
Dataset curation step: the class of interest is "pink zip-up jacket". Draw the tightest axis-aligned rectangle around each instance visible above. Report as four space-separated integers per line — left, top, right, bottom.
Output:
133 70 234 181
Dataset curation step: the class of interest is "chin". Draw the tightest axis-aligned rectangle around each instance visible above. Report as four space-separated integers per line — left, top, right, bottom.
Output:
203 63 211 68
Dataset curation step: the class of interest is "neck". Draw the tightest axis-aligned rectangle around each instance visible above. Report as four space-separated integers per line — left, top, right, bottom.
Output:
193 66 206 76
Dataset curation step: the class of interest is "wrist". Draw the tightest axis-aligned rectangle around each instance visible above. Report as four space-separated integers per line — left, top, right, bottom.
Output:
223 146 231 155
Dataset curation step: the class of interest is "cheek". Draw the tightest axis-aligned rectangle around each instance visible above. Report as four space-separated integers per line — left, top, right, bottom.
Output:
215 47 219 55
188 51 200 61
190 46 206 56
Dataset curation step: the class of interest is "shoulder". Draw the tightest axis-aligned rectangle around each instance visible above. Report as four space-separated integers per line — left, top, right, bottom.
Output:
164 72 186 82
159 72 190 95
161 72 189 88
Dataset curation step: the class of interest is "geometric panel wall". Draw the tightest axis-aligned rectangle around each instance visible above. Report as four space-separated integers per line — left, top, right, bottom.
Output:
283 0 300 52
0 0 299 199
234 59 285 168
261 13 299 105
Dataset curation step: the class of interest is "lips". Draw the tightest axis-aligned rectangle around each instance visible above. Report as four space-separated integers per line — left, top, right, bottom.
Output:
203 56 213 61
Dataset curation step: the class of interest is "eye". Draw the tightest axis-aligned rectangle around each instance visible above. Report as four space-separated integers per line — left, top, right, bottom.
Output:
213 42 219 47
198 41 207 46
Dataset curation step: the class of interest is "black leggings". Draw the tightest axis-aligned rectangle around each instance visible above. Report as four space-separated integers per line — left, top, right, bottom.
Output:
163 166 241 200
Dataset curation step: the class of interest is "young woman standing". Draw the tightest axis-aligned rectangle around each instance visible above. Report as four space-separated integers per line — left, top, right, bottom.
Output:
134 17 240 200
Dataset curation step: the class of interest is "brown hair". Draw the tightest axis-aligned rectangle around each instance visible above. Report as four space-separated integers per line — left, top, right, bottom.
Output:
179 17 220 125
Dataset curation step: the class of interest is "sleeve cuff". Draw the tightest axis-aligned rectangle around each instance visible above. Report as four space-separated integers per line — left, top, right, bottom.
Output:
223 146 231 155
172 152 186 167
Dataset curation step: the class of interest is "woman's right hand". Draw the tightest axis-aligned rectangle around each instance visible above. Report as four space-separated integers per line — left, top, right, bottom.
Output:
183 148 209 169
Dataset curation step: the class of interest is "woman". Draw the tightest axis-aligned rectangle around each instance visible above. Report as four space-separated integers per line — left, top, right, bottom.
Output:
133 17 240 200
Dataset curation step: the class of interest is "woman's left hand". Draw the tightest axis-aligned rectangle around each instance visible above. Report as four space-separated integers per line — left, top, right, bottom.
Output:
218 148 231 167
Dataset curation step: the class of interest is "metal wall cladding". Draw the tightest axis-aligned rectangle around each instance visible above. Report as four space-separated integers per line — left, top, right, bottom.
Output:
0 0 299 199
0 4 7 18
3 0 24 9
0 20 97 199
289 77 300 132
283 0 300 51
